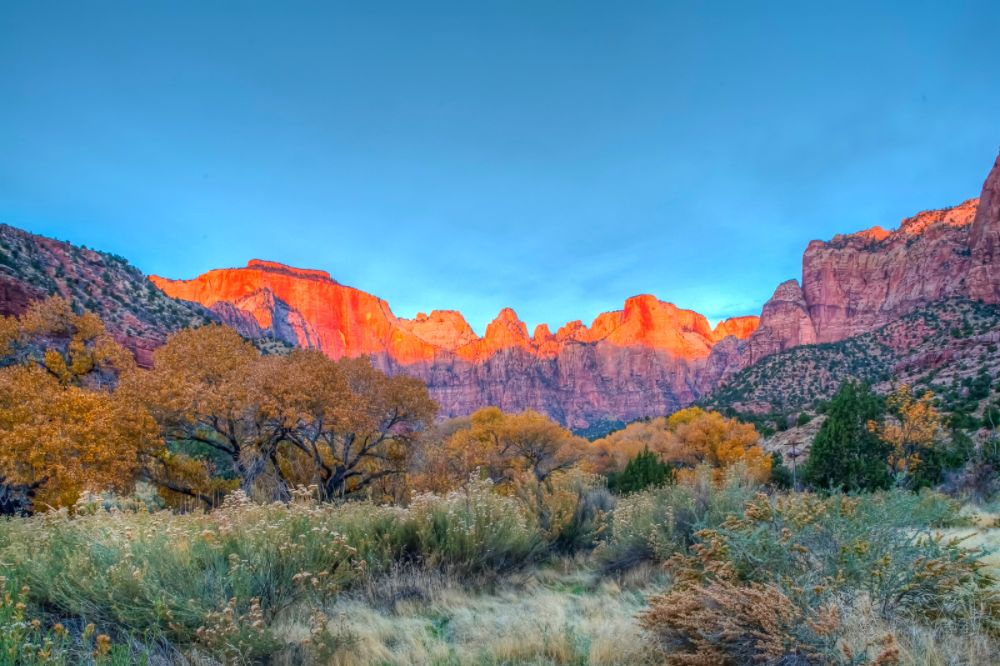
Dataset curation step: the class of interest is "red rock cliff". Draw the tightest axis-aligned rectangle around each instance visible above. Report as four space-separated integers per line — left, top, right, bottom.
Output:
151 261 760 426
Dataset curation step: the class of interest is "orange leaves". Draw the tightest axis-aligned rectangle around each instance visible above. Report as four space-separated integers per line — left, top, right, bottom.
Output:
875 385 944 478
0 365 158 508
591 407 771 481
12 297 134 384
131 325 438 504
0 298 156 509
418 407 590 492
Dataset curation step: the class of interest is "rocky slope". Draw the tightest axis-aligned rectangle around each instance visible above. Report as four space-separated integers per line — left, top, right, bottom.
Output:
704 298 1000 415
0 225 214 365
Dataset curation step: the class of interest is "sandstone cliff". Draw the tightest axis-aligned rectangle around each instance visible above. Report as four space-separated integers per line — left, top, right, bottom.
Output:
706 151 1000 386
151 261 760 427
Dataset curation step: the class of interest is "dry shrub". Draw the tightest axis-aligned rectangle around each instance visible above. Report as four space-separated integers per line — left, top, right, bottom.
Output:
642 579 834 665
641 579 905 665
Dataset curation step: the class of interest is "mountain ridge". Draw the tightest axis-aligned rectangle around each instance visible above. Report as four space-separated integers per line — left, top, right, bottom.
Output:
2 151 999 428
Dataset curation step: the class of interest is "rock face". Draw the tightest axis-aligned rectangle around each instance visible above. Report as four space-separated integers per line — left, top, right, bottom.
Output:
745 280 817 365
712 315 760 342
969 154 1000 304
801 197 980 343
152 261 760 427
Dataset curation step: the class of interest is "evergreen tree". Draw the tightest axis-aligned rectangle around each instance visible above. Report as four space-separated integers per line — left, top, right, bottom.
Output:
608 447 674 494
768 452 793 489
803 381 891 492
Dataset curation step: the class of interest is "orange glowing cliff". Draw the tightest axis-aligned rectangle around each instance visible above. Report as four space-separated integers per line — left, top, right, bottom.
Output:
150 268 758 365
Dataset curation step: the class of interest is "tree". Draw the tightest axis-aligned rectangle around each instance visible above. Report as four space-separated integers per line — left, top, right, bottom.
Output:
0 298 157 510
0 296 134 387
590 408 770 481
281 355 437 501
803 381 891 492
667 408 770 475
124 325 288 503
588 417 679 475
875 385 945 488
131 326 437 504
423 407 590 490
608 447 674 494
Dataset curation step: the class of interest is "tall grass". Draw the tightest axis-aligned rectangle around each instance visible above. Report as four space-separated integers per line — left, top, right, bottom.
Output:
0 479 544 662
0 471 995 664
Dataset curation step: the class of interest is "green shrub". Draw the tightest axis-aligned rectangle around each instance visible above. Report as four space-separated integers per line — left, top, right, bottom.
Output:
0 480 545 661
607 447 674 494
674 490 998 631
597 464 760 572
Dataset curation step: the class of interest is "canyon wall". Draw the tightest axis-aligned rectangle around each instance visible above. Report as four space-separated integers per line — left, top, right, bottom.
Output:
151 267 758 427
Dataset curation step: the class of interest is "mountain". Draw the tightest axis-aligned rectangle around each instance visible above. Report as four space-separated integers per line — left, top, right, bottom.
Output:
705 297 1000 416
0 224 215 365
150 267 759 427
2 151 999 429
704 152 1000 389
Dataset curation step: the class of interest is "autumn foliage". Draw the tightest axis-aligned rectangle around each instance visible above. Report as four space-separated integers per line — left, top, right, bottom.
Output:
0 298 157 509
127 325 437 505
590 407 771 482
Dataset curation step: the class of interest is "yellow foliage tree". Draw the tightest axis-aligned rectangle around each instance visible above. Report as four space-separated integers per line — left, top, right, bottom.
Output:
280 354 438 502
591 407 770 481
0 298 157 509
0 296 134 386
874 384 944 485
419 407 591 492
130 326 437 505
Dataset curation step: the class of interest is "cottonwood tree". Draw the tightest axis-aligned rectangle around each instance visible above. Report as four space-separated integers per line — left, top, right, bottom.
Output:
0 298 157 510
0 296 134 387
126 325 292 503
422 407 590 490
667 407 770 477
590 408 770 481
132 325 437 504
280 354 437 501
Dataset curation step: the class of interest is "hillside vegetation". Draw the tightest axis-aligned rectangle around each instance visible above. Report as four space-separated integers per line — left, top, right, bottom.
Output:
0 225 213 339
705 299 1000 426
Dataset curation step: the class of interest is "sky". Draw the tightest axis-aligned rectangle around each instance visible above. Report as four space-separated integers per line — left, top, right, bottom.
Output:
2 2 1000 333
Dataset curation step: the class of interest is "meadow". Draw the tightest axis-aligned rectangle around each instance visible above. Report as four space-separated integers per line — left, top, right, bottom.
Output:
1 467 998 666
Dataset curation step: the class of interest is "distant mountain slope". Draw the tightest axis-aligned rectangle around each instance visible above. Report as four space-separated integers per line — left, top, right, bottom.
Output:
702 152 1000 387
704 298 1000 416
0 224 214 365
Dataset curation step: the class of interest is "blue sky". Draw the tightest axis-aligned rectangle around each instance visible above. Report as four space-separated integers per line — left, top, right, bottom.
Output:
2 1 999 333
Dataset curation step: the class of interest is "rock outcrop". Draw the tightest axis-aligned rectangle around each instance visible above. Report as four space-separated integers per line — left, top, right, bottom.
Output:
969 154 1000 303
801 198 980 343
151 260 761 427
712 315 760 342
745 280 817 365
